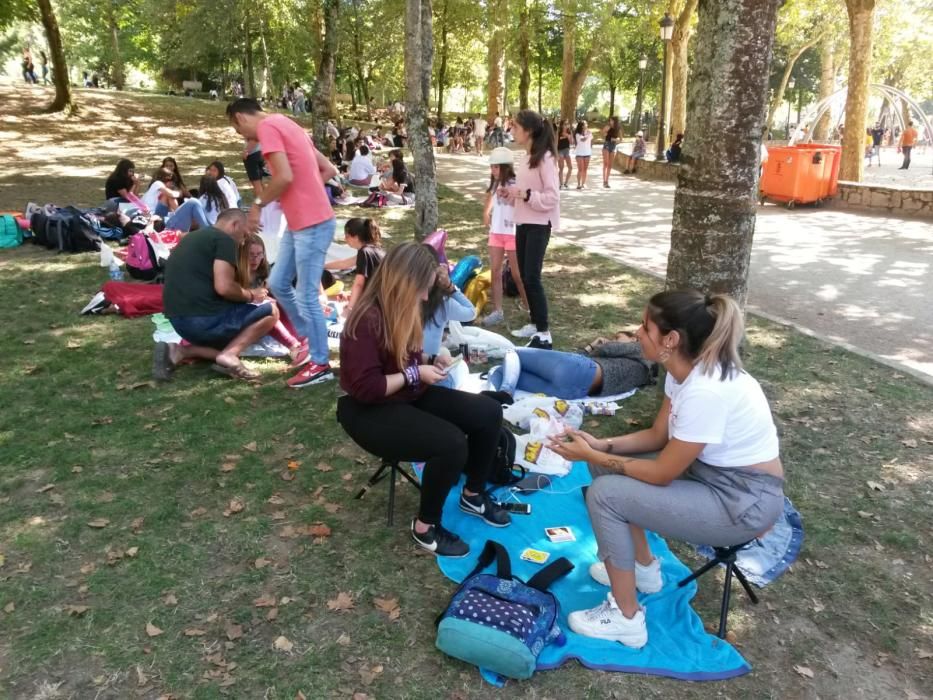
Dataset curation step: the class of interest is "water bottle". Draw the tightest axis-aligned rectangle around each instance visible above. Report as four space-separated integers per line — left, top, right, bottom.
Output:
109 258 123 281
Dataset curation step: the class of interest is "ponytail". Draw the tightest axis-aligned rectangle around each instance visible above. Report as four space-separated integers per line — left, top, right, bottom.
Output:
516 109 557 168
345 217 381 246
647 289 744 379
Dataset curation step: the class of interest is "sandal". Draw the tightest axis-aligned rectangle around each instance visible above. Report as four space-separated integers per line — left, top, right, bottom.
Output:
211 363 261 381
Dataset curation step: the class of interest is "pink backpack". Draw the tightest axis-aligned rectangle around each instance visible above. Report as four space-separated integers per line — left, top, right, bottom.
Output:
125 232 162 281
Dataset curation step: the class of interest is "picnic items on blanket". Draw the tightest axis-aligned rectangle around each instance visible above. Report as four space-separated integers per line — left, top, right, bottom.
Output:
435 540 573 680
514 422 573 476
503 396 585 432
437 462 752 683
445 320 514 360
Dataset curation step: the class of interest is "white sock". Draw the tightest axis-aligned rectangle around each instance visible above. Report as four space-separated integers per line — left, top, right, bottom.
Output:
501 350 521 394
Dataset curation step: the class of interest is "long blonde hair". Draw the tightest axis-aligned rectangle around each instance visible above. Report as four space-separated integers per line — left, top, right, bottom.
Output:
236 234 269 288
344 242 437 368
647 289 744 378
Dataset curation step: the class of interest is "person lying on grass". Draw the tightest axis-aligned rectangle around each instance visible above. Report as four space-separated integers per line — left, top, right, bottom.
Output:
153 208 279 382
323 218 385 316
547 290 785 650
337 242 511 558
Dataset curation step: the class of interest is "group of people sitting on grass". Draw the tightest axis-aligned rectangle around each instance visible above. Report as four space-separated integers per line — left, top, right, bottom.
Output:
96 99 785 653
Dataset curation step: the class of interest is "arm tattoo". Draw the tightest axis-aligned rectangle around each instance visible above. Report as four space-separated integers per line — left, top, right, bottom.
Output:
605 457 629 475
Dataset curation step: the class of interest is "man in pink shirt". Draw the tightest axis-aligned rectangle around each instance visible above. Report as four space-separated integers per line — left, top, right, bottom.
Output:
226 98 339 387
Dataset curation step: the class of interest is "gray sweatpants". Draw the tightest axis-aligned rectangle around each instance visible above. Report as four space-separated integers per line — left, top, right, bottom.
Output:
587 459 785 571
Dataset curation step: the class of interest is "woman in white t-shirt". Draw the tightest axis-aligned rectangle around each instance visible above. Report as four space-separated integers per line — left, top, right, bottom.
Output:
573 120 593 189
206 160 241 208
142 167 181 217
549 289 785 650
347 144 377 186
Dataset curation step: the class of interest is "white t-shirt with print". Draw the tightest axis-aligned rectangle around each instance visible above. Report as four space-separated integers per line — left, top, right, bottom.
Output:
664 363 779 467
142 180 176 211
574 132 593 157
489 177 516 236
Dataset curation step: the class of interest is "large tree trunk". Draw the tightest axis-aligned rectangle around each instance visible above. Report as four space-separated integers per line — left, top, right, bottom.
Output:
406 0 438 240
812 36 835 141
766 36 821 133
838 0 875 182
559 4 595 123
260 24 272 101
633 70 645 132
669 0 698 142
244 17 257 98
311 0 339 147
517 0 531 110
108 6 125 90
486 0 507 121
37 0 73 113
666 0 781 309
350 0 372 118
436 0 450 117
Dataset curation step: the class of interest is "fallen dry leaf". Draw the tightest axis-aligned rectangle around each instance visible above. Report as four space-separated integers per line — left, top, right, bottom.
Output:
278 525 298 539
725 630 738 644
220 462 237 473
857 511 874 519
131 517 145 533
336 633 351 646
223 498 245 517
4 601 15 613
866 480 886 492
327 591 355 612
49 493 65 505
268 494 286 505
67 604 90 617
184 628 207 637
266 607 279 621
163 593 178 606
80 562 96 575
243 441 258 452
315 462 333 473
254 557 272 569
225 623 243 641
296 692 307 700
270 511 286 520
324 502 341 514
71 466 83 473
126 547 139 558
146 622 164 637
341 473 353 481
901 438 918 448
308 523 332 538
189 507 208 518
253 594 277 608
288 460 301 471
36 483 55 493
97 491 115 503
793 664 814 679
280 470 296 482
916 649 933 659
87 518 110 529
374 597 400 621
136 664 149 687
273 635 294 652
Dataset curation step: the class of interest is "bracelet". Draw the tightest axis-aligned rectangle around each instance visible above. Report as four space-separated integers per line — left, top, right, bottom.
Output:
605 438 613 454
403 365 420 388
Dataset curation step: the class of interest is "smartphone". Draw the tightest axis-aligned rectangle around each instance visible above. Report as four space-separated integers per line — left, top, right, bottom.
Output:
441 355 462 374
498 502 531 515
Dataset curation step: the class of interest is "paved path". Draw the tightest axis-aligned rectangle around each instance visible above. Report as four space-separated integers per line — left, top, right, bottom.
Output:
435 153 933 384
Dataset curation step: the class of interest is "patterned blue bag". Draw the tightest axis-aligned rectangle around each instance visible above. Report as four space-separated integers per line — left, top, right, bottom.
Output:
436 541 573 679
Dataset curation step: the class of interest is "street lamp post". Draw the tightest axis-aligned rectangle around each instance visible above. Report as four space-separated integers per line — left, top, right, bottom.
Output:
656 13 674 161
635 54 647 132
786 76 796 140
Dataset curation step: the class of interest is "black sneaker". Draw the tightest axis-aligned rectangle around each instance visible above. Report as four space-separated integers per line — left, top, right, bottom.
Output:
459 491 511 527
526 335 553 350
410 520 470 557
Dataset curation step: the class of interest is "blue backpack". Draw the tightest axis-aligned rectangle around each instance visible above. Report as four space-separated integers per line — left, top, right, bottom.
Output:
0 215 23 249
436 541 573 680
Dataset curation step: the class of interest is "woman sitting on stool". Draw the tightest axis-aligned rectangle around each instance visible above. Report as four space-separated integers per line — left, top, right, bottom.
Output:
337 242 511 558
549 290 785 649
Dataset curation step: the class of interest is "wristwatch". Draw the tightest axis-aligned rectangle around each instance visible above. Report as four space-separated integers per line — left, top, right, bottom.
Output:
253 197 263 208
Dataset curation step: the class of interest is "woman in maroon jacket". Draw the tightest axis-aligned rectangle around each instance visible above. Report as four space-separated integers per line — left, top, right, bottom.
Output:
337 242 510 557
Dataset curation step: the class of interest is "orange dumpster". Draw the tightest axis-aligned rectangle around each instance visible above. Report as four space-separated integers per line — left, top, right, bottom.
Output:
760 145 836 208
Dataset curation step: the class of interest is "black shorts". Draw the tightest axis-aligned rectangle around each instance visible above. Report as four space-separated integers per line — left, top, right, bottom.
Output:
244 151 269 182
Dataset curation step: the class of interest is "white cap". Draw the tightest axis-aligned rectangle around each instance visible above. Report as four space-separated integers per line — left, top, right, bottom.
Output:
488 147 514 166
636 130 644 137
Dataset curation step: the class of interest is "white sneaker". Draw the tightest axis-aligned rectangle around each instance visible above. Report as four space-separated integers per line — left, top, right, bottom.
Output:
80 291 108 315
482 309 505 327
568 593 647 648
511 323 537 338
589 559 663 594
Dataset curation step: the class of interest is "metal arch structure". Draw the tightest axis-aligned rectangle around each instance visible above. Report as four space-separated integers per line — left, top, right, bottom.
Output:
789 84 933 145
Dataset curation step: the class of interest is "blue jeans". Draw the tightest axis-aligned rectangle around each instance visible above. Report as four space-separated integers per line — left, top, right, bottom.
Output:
169 303 274 349
492 348 597 398
269 217 336 365
154 202 169 218
165 199 209 232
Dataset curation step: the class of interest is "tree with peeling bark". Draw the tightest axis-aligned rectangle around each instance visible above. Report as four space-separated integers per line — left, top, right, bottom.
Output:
666 0 781 310
486 0 508 121
668 0 698 142
812 35 836 141
36 0 74 113
405 0 438 240
838 0 875 182
311 0 339 148
558 0 597 123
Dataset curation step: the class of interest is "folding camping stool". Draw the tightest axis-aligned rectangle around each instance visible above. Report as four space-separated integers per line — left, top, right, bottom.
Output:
354 459 421 526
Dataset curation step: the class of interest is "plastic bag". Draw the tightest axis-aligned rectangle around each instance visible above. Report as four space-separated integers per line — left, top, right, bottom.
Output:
503 395 584 431
445 320 514 360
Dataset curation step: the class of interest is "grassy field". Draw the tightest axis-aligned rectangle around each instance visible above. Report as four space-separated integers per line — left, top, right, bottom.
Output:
1 82 931 700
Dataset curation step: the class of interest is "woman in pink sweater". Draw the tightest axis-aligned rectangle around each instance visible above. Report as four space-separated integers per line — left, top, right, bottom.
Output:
502 110 561 350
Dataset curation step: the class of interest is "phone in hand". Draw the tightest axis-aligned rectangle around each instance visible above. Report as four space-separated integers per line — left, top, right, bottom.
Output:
440 355 462 374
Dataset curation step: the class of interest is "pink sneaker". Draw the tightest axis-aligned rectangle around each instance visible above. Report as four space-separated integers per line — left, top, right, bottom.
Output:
286 361 333 389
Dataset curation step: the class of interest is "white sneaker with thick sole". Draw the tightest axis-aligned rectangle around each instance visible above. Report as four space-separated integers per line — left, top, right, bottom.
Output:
589 559 663 594
510 323 537 338
568 593 647 648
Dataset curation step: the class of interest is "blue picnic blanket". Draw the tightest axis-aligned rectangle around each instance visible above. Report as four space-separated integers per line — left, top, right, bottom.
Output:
434 461 751 682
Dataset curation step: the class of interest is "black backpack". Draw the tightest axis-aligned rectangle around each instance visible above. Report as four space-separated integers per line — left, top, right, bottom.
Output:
29 206 100 253
488 426 526 487
503 259 519 297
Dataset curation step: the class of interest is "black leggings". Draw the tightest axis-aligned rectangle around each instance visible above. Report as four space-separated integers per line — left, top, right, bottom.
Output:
515 222 551 332
336 386 502 525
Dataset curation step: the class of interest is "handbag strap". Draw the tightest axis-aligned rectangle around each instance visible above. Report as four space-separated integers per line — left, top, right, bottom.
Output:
526 556 574 592
465 540 512 581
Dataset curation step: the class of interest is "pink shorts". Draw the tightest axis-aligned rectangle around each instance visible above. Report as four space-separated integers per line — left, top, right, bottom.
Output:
488 232 516 251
